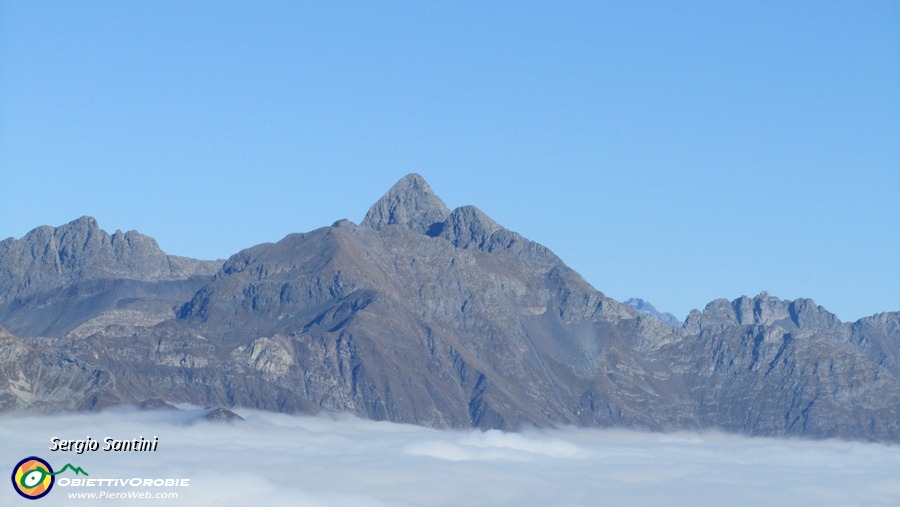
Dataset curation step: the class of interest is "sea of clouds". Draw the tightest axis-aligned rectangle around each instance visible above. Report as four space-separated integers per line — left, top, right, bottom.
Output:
1 408 898 506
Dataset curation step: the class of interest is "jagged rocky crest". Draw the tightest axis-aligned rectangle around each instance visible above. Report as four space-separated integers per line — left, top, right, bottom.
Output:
1 175 898 442
0 216 218 297
0 217 221 338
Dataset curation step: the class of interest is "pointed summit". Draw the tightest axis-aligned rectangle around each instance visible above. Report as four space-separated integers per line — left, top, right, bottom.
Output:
438 205 502 249
361 173 451 234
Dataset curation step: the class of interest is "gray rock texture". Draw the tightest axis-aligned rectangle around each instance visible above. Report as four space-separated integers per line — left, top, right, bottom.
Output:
674 293 900 440
0 325 118 412
361 173 451 235
1 175 898 441
0 216 220 337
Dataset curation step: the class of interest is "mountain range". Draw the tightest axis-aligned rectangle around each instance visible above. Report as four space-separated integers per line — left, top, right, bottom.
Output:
1 174 897 441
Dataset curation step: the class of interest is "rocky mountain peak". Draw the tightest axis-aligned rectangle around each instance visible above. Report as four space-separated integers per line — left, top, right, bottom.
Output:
0 217 220 304
62 215 100 233
360 173 451 234
438 205 502 248
684 291 841 333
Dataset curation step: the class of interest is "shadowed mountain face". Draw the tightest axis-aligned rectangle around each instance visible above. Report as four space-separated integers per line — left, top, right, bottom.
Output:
174 175 659 428
1 174 898 441
673 295 900 440
0 217 220 337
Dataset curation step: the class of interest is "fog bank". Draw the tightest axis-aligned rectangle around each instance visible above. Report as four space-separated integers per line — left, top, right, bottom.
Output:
2 409 898 506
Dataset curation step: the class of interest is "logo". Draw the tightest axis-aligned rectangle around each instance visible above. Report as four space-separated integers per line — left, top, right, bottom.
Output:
11 457 88 500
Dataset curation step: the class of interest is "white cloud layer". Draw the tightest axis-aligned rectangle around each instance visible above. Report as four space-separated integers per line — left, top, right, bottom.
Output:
1 408 898 507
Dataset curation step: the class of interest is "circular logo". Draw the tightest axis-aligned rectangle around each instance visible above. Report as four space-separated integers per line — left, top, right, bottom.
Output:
11 457 54 499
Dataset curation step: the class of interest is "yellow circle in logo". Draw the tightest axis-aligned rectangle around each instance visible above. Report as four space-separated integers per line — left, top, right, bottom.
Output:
11 457 54 499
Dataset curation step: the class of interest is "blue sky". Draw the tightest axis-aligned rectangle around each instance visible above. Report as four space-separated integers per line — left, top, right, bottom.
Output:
1 1 898 322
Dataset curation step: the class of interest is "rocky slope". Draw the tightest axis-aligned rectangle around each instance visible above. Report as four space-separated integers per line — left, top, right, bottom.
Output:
1 174 897 441
0 216 220 337
0 325 117 412
672 294 900 440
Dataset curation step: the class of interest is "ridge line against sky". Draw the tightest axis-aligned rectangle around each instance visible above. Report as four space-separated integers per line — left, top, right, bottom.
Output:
1 1 898 322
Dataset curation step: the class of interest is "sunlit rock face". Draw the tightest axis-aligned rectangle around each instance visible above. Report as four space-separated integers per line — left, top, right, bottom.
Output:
1 174 898 441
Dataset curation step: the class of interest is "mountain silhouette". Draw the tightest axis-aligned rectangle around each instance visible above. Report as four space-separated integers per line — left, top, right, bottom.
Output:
1 174 897 441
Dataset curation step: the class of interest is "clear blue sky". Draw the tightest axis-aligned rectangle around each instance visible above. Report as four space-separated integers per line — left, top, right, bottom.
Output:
1 1 898 322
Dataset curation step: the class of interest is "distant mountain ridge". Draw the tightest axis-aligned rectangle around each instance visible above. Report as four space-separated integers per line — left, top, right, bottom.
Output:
0 216 218 294
1 174 898 442
623 298 681 326
0 216 220 338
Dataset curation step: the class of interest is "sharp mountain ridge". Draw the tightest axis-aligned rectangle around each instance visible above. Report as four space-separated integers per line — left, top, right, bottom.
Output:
1 174 897 441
